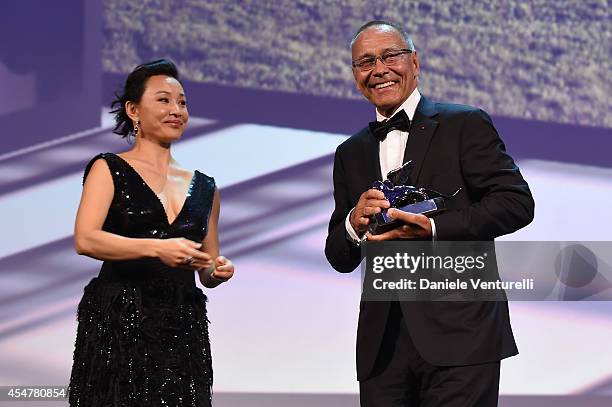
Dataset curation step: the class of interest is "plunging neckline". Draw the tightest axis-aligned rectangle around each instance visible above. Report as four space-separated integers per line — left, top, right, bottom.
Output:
112 153 197 226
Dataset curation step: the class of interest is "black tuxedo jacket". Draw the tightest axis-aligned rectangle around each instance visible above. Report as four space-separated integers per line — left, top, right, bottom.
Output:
325 96 534 381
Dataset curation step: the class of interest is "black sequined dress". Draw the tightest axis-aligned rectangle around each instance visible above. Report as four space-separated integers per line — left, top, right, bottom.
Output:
69 153 215 407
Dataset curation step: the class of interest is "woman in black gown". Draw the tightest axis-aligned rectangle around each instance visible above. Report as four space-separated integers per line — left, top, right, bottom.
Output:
69 59 234 406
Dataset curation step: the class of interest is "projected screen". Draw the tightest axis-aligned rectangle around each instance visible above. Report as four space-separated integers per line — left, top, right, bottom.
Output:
102 0 611 128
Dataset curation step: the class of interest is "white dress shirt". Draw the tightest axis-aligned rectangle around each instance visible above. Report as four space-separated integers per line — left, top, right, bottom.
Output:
345 88 437 243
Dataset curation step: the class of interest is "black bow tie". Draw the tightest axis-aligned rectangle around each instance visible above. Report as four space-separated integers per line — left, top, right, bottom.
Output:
369 109 411 141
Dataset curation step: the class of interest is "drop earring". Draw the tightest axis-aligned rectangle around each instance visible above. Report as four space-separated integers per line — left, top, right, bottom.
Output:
133 120 140 137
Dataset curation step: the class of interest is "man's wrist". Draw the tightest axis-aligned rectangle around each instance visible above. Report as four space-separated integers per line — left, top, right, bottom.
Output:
345 209 365 244
349 211 361 234
429 217 437 241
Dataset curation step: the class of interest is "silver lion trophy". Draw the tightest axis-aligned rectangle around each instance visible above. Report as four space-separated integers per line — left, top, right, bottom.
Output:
368 161 460 235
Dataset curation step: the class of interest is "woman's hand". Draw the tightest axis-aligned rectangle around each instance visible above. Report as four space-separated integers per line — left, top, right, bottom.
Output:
200 256 235 287
211 256 234 282
155 238 213 269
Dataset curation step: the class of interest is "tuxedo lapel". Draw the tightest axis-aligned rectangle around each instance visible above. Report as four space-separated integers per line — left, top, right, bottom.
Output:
402 96 439 185
363 130 383 183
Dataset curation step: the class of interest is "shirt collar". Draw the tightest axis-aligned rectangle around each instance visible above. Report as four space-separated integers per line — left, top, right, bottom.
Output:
376 88 421 122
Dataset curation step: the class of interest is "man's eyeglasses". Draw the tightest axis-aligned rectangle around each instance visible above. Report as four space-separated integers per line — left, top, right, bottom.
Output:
352 49 413 71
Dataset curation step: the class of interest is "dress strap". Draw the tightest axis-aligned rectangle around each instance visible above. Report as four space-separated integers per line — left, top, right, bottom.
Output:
82 152 120 185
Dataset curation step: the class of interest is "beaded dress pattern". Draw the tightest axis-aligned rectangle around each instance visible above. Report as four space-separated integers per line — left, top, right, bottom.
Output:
69 153 215 407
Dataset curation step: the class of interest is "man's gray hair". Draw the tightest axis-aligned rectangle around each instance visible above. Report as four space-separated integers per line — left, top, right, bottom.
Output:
350 20 415 51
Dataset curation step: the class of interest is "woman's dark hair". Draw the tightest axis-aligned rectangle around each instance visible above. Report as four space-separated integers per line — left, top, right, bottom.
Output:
110 58 180 137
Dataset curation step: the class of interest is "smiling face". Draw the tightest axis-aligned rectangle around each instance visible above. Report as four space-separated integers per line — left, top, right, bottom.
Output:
351 25 420 117
126 75 188 143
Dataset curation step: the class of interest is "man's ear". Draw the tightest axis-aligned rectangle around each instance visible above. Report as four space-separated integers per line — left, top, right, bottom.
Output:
412 52 420 78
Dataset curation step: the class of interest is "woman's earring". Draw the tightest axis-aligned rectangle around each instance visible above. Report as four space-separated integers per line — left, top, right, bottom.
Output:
133 120 140 137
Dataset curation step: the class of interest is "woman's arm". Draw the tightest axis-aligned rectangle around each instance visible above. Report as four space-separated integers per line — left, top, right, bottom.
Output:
198 188 234 288
74 158 205 266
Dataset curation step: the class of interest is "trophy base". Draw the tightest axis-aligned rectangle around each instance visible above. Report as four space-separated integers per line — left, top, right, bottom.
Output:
368 197 446 235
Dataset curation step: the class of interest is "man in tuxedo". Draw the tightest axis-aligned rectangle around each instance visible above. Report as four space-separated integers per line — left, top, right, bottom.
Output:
324 20 534 406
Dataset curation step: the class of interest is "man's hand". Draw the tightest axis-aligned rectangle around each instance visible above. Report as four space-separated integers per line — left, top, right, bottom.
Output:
350 189 390 235
366 208 432 241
